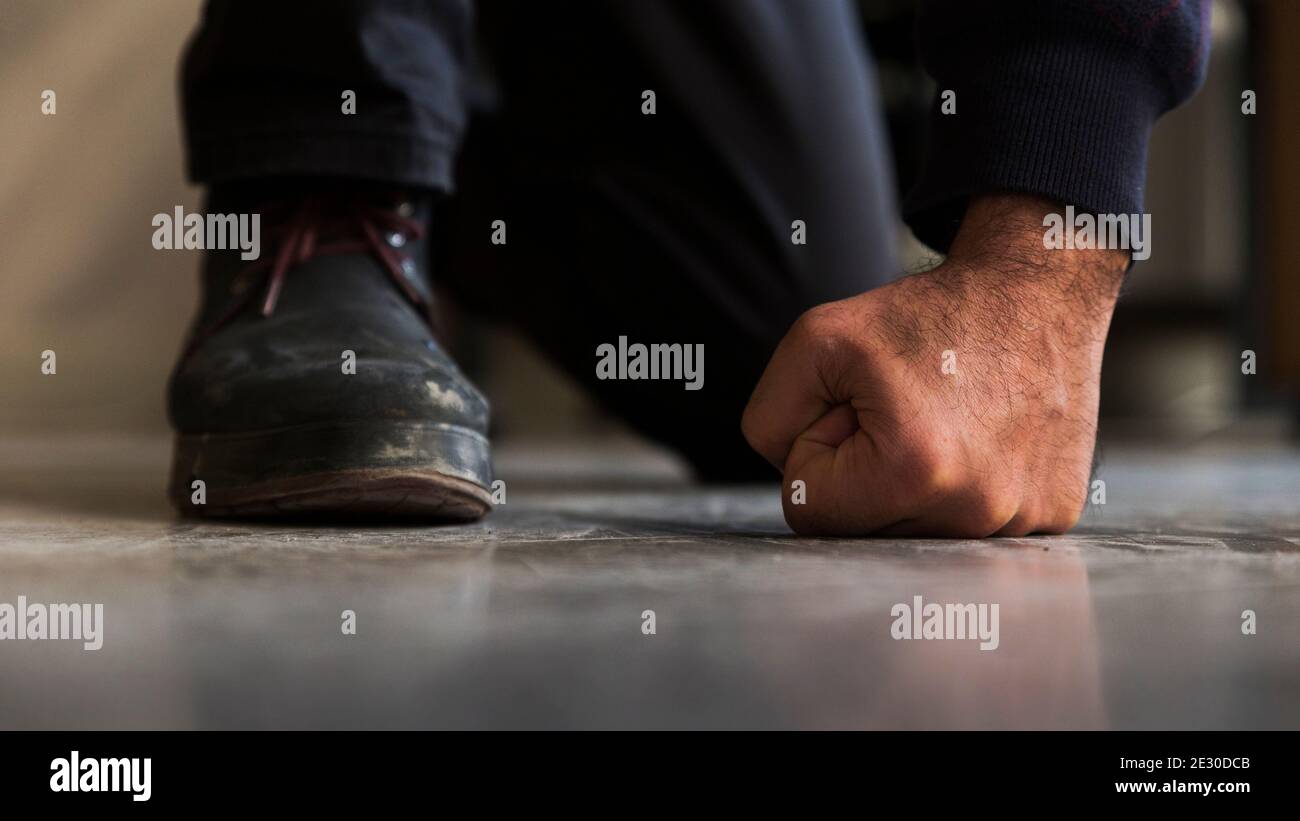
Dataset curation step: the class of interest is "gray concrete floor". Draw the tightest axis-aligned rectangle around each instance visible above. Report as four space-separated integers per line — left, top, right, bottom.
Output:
0 435 1297 729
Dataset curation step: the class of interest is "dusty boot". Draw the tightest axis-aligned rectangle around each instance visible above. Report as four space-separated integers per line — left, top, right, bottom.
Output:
166 185 493 520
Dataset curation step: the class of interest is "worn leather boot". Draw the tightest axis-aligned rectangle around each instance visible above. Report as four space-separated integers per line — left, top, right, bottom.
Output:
167 186 493 520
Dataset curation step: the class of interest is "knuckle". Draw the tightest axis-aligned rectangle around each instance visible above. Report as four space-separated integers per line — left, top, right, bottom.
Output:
1038 478 1088 534
904 440 956 498
967 494 1018 536
795 302 837 330
894 445 1016 536
1044 503 1083 534
794 305 855 359
788 306 827 345
996 517 1032 538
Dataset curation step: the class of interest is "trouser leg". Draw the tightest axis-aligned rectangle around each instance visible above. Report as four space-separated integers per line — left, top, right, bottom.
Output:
181 0 474 190
440 0 900 480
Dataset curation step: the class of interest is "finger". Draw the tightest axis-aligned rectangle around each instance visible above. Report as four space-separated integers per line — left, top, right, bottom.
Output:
741 323 840 470
781 423 912 535
993 508 1036 537
877 486 1020 538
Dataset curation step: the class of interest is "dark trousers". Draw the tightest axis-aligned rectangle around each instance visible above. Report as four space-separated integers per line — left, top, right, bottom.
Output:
182 0 900 480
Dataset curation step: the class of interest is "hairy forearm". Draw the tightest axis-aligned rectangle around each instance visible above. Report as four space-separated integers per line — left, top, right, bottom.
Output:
940 194 1128 344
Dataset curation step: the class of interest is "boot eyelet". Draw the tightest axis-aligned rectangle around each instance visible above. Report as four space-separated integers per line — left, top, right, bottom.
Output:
386 231 407 248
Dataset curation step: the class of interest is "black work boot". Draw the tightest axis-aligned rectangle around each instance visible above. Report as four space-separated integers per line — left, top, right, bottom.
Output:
166 184 493 520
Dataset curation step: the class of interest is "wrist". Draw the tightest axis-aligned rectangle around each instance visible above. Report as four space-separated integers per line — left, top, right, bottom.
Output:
945 193 1125 320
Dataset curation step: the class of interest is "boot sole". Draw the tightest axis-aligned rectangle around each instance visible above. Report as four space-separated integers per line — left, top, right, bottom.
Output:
169 420 493 521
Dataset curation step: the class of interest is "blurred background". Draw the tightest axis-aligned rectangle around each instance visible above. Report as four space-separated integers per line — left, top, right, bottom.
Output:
2 0 1296 465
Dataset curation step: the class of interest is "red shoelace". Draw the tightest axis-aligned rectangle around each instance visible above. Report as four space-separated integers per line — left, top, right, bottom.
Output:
184 194 429 358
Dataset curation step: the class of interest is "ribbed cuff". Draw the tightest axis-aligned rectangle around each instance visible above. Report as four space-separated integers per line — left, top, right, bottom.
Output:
903 37 1165 253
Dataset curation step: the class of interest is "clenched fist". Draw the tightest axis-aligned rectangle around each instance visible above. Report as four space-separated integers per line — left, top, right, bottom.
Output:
742 194 1127 537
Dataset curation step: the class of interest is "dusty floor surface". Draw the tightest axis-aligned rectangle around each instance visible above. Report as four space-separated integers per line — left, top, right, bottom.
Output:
0 435 1297 729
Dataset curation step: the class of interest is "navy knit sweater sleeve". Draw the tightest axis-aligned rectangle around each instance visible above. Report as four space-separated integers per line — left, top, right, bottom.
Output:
903 0 1212 253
